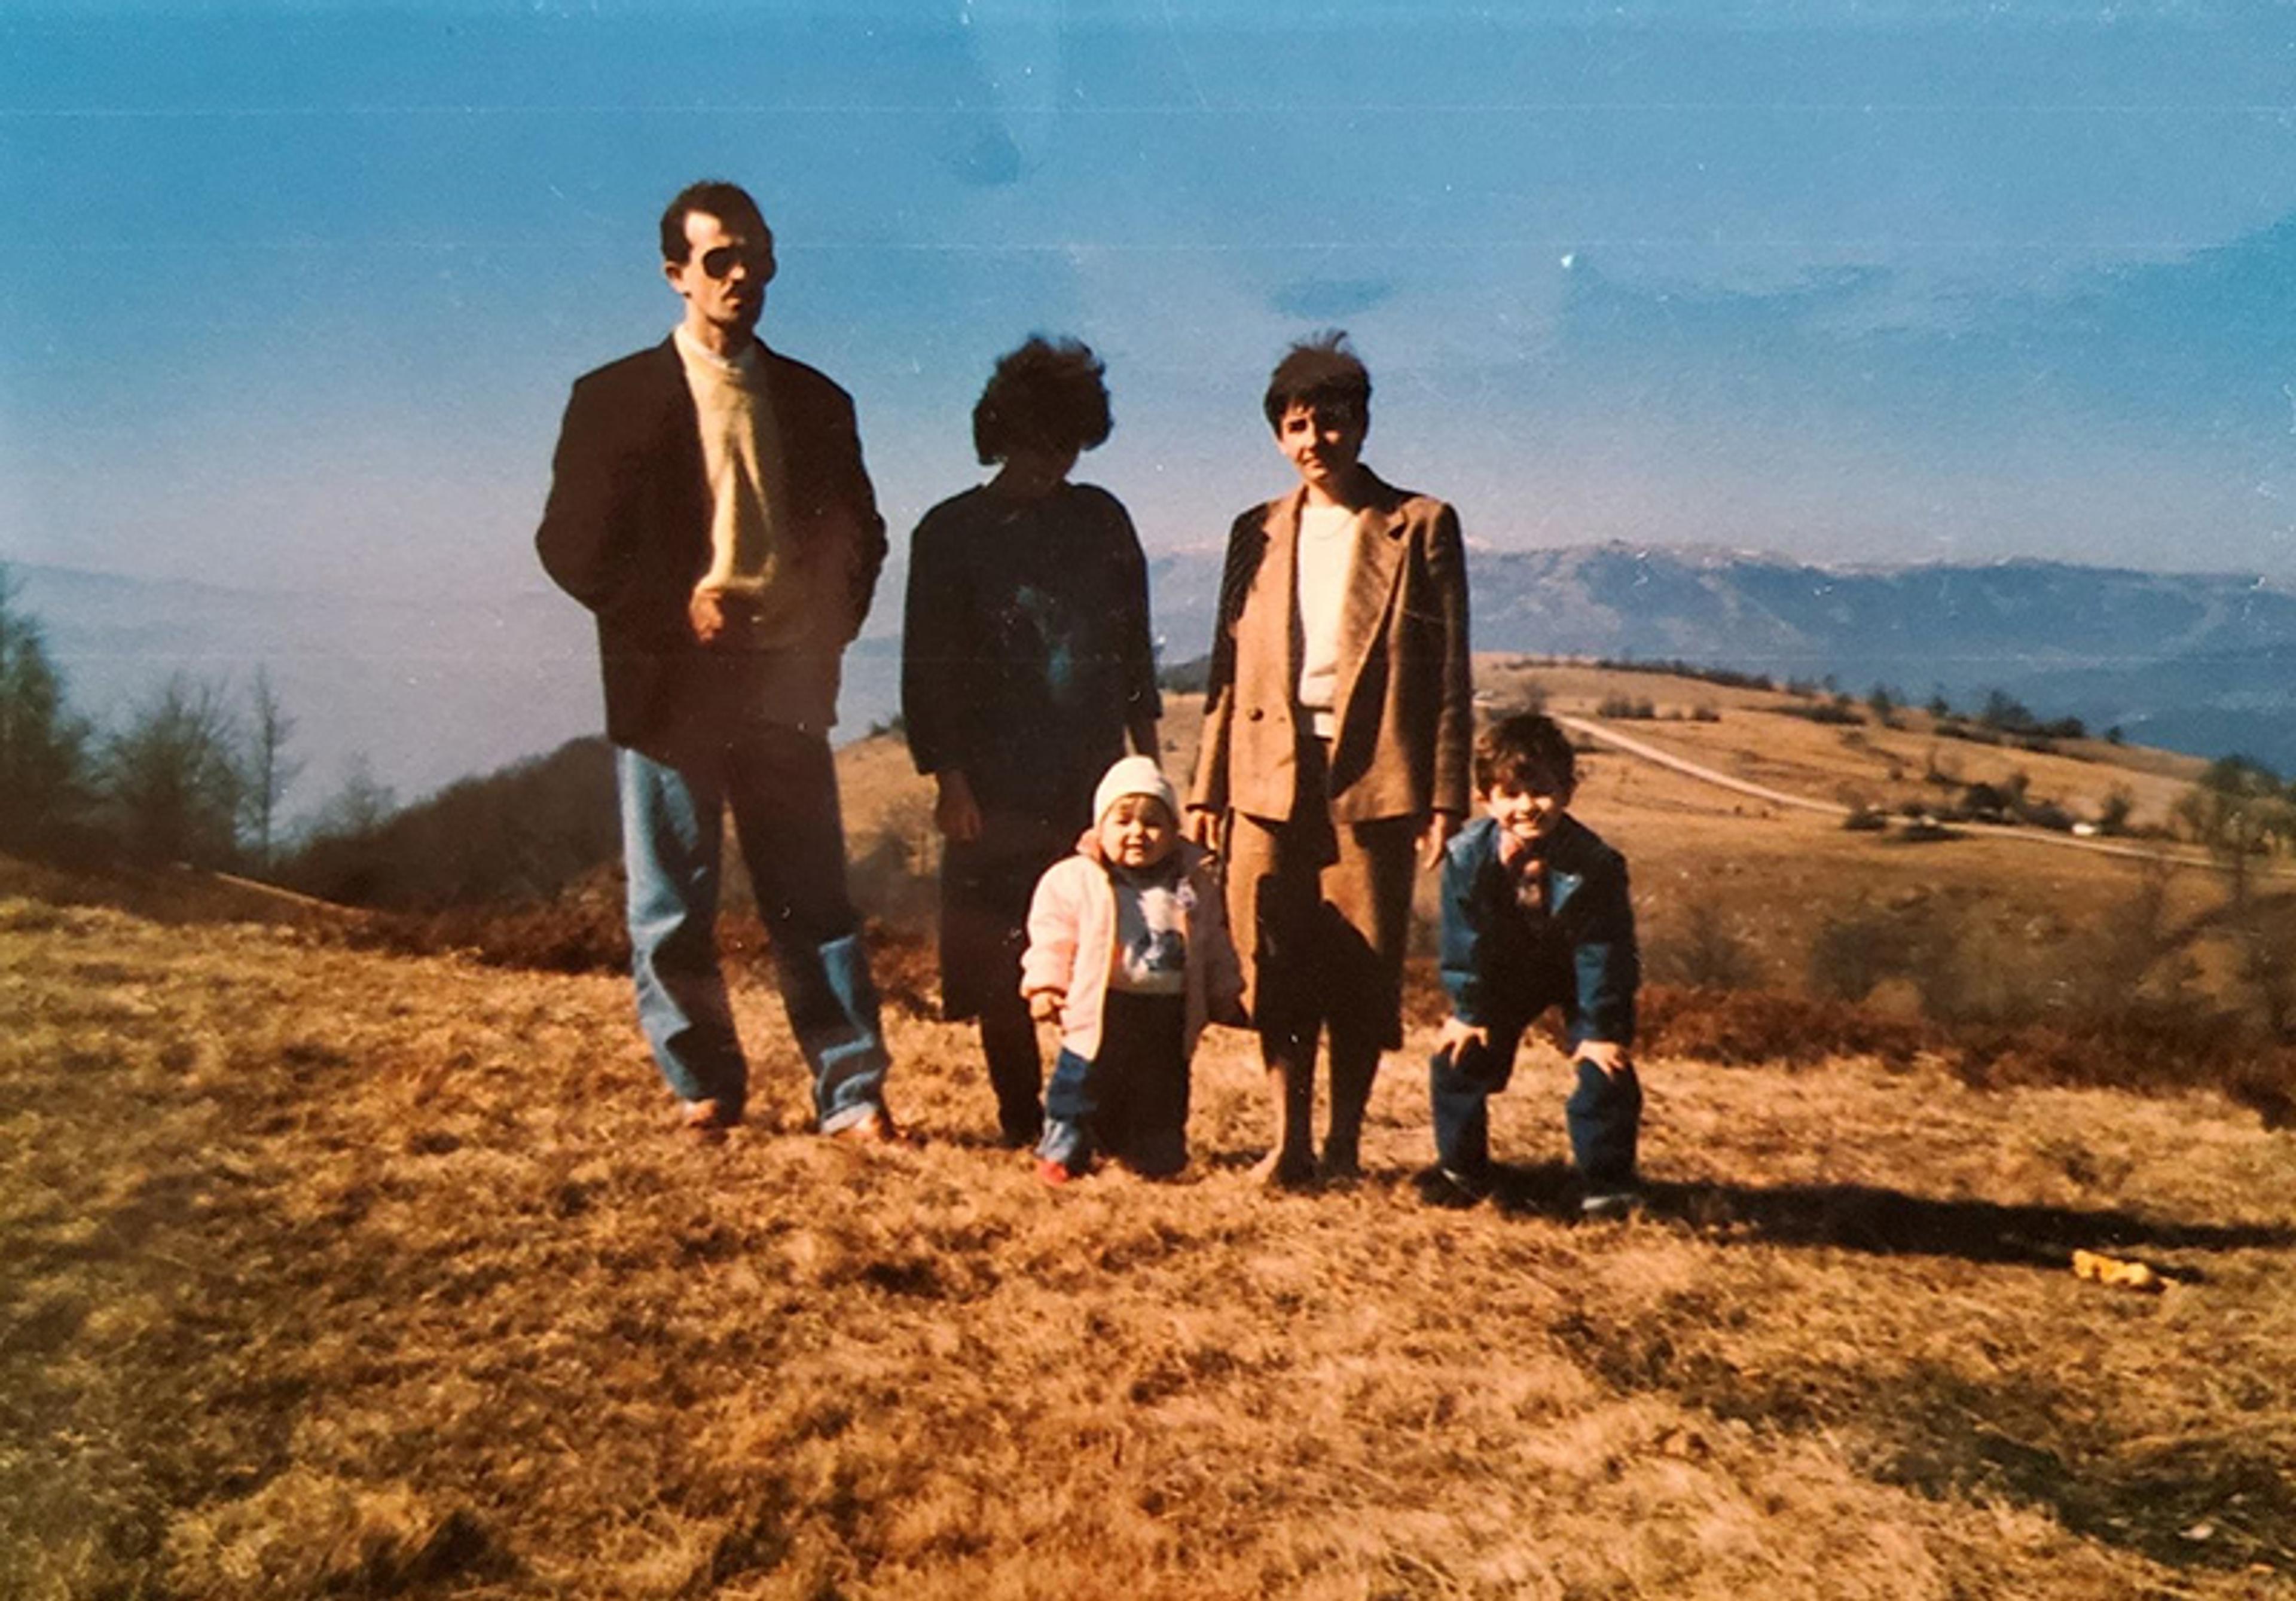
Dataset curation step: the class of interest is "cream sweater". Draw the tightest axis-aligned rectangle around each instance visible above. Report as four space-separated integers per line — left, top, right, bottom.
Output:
673 323 803 644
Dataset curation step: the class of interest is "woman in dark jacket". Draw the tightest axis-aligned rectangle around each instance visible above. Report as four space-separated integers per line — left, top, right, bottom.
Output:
901 337 1161 1147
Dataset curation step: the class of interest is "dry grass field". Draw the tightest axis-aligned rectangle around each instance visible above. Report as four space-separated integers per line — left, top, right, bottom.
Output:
5 903 2295 1595
7 664 2294 1599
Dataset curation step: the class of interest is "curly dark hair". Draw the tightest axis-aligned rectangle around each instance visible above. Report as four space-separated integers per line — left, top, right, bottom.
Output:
1474 713 1577 797
972 335 1115 465
1262 329 1372 433
658 179 767 264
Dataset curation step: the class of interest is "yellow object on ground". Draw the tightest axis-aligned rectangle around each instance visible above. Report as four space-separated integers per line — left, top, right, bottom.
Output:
2072 1248 2165 1293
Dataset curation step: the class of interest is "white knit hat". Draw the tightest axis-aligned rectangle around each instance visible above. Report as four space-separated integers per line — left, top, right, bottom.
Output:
1092 754 1177 824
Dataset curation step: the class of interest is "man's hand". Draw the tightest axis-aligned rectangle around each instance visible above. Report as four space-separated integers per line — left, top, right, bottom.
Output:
1577 1040 1631 1078
1418 809 1463 870
1434 1015 1488 1065
1185 806 1222 850
688 588 727 644
933 770 984 844
1027 988 1065 1023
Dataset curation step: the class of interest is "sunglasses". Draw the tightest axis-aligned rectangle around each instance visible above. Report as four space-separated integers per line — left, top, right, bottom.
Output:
698 242 772 280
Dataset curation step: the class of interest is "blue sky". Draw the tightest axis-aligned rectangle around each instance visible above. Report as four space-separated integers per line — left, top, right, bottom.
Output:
5 0 2295 603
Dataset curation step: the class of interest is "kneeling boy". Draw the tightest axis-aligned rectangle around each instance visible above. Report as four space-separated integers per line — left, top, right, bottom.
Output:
1429 714 1642 1214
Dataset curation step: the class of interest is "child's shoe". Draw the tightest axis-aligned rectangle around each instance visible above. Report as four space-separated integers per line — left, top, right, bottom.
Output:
1036 1157 1076 1187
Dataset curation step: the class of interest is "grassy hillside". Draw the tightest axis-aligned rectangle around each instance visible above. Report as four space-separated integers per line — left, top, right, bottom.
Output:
842 662 2271 1026
5 877 2294 1597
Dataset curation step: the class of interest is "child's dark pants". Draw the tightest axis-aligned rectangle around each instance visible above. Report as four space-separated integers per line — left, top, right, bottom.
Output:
1040 990 1190 1176
1430 1025 1641 1191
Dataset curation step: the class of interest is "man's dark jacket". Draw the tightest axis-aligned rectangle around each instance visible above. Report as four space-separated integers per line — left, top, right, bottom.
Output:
535 337 886 753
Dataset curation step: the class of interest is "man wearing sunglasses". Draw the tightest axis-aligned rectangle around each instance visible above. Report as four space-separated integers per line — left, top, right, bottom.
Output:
538 179 903 1145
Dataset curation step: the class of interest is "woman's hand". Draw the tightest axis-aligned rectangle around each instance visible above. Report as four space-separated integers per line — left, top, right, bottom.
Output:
934 770 984 844
1185 806 1222 850
1418 809 1463 870
1433 1016 1488 1065
688 587 726 644
1577 1040 1631 1078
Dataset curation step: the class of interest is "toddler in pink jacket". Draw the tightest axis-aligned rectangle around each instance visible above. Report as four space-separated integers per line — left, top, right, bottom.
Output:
1021 757 1246 1183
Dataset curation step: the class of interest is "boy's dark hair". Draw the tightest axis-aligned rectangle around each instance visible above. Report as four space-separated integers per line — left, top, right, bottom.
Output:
659 179 766 263
1262 329 1372 433
1475 712 1577 796
972 335 1114 465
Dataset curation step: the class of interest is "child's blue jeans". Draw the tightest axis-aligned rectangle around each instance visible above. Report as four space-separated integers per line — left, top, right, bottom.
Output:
1039 991 1190 1175
1430 1024 1641 1191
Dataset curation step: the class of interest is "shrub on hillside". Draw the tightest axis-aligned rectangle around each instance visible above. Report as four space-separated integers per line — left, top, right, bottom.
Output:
285 739 619 911
1894 815 1959 844
1156 654 1212 695
1645 897 1764 991
1807 905 1910 1002
1589 656 1778 692
1639 976 2294 1126
847 792 939 931
1782 699 1864 727
1639 986 1932 1070
1501 679 1549 714
1950 1012 2294 1128
354 893 631 976
1901 912 2057 1028
2016 798 2077 833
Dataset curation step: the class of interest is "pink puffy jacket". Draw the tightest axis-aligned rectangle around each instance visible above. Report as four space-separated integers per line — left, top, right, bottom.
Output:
1021 836 1247 1062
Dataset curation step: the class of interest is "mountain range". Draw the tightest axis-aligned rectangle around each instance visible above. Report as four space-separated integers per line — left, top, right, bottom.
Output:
1150 544 2296 765
14 545 2295 823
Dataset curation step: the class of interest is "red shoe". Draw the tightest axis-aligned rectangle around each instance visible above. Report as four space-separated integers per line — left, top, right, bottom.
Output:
1036 1158 1074 1187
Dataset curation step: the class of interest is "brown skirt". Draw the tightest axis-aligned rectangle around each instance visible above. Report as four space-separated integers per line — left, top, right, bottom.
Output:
1222 744 1418 1055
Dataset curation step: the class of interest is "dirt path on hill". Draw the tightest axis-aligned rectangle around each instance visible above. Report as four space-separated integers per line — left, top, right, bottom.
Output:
1555 714 2237 872
1556 716 1851 817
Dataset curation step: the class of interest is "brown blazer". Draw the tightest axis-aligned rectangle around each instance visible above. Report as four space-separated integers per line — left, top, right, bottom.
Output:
1187 471 1472 826
535 337 886 755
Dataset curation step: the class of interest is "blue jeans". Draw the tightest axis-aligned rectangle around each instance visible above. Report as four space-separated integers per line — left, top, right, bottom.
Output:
617 725 889 1131
1430 1025 1641 1190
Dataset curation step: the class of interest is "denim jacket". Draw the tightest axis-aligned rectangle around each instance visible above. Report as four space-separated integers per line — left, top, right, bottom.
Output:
1437 813 1638 1047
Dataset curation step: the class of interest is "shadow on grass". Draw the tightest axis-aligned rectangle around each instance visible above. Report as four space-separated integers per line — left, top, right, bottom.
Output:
1483 1160 2293 1273
1860 1365 2296 1575
1507 1165 2296 1576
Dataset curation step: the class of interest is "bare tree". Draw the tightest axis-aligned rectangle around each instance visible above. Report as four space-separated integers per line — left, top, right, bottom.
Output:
2176 755 2295 909
310 753 396 841
103 676 246 869
242 666 302 871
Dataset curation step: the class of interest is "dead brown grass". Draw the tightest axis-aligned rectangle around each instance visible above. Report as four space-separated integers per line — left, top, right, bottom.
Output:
5 888 2294 1599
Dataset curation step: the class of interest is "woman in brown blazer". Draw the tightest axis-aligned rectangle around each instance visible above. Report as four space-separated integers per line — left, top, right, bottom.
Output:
1186 332 1474 1186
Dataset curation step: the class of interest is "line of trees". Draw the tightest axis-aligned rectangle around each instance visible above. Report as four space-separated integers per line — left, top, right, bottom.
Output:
0 565 389 878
